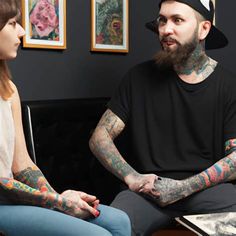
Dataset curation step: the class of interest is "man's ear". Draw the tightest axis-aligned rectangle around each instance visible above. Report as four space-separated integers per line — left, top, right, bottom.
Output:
199 20 211 40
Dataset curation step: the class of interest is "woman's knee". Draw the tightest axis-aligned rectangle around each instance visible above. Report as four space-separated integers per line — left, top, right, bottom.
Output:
97 205 131 236
114 210 131 236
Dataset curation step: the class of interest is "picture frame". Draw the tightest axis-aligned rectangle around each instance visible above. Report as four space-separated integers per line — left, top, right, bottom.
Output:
91 0 129 53
21 0 67 49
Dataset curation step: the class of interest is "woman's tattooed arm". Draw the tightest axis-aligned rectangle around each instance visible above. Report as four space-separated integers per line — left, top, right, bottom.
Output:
14 166 56 193
0 177 97 219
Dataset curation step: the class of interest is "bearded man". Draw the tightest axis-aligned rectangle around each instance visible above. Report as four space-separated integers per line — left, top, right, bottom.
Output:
90 1 236 235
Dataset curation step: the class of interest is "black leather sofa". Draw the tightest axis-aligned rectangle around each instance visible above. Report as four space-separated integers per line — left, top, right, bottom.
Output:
21 98 123 204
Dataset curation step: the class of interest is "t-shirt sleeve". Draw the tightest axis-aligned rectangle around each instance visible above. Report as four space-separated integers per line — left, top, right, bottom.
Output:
108 70 131 124
224 77 236 141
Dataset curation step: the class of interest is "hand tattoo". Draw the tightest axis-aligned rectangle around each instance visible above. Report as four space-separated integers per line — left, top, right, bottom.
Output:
152 177 191 207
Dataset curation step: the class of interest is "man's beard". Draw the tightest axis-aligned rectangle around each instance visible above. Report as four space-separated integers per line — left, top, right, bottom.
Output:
154 31 199 70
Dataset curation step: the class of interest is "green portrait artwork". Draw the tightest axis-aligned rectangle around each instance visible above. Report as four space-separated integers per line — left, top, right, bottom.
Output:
96 0 123 45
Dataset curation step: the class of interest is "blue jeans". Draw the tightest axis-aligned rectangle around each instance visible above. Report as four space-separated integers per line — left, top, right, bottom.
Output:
0 204 131 236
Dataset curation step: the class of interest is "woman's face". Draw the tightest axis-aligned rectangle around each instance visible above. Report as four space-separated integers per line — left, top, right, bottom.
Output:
0 16 25 60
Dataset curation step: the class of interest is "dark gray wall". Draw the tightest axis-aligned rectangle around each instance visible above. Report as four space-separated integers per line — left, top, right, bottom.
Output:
8 0 236 101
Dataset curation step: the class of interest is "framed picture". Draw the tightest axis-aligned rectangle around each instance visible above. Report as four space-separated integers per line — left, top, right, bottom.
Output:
21 0 67 49
91 0 129 53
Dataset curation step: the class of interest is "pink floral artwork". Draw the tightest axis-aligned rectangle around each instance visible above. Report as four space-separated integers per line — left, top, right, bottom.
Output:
29 0 59 40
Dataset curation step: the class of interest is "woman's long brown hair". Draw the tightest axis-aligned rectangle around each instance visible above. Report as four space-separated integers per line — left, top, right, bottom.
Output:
0 0 20 100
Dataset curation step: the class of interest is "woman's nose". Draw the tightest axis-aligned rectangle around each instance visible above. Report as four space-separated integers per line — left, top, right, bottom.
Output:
17 23 25 38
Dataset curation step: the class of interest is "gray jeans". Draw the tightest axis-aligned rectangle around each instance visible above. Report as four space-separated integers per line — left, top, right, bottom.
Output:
111 183 236 236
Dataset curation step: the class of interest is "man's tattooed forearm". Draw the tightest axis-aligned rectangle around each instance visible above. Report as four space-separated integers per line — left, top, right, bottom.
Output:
152 152 236 207
90 134 135 179
196 152 236 187
89 109 132 180
152 139 236 207
188 151 236 193
183 139 236 193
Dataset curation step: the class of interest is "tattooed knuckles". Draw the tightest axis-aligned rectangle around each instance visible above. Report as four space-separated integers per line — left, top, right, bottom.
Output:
152 177 189 206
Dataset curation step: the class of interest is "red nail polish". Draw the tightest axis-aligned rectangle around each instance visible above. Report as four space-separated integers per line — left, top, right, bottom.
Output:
95 210 100 217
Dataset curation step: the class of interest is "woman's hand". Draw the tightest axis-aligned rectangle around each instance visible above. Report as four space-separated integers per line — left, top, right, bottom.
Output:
60 190 100 219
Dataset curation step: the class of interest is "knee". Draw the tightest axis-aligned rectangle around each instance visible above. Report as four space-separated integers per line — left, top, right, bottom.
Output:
98 204 131 235
112 209 131 235
98 230 113 236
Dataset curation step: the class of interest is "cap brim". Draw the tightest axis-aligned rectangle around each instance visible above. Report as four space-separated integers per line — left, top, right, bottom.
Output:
145 20 158 33
145 20 228 50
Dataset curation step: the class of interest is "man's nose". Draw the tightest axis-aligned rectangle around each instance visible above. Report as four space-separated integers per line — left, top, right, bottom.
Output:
160 21 174 35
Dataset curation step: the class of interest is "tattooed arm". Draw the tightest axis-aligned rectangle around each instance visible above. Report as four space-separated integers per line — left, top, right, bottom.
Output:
1 83 99 219
14 166 56 193
89 109 158 192
0 177 99 219
144 138 236 207
10 82 56 193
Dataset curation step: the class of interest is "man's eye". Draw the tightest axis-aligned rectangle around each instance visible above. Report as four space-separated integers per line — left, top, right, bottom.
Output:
175 18 183 24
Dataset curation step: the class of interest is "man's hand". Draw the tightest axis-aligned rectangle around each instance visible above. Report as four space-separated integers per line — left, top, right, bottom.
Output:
60 190 100 219
125 172 160 197
140 177 192 207
142 146 236 207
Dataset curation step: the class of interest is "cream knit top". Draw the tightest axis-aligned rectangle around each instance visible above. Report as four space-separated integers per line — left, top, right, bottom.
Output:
0 97 14 178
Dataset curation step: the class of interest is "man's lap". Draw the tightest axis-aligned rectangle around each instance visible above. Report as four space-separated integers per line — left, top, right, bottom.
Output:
111 183 236 236
169 183 236 214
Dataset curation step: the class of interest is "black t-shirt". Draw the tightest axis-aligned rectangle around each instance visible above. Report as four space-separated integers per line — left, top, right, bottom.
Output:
108 60 236 179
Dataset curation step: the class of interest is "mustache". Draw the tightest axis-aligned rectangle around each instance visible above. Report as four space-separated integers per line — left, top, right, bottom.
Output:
160 36 180 45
